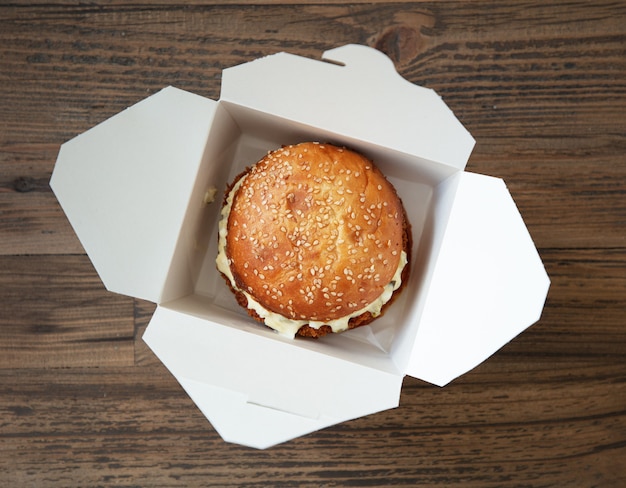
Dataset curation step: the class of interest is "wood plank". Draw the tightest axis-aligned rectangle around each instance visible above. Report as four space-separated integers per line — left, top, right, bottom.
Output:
0 255 134 368
0 143 84 255
0 189 84 256
510 248 626 358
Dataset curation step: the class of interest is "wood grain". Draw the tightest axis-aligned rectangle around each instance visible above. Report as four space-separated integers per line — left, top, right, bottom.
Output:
0 1 624 486
0 255 134 368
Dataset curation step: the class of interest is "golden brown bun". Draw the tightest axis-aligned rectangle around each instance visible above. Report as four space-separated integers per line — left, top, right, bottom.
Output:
221 142 411 338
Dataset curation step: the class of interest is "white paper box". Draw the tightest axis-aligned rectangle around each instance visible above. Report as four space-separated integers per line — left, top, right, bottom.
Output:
50 44 550 449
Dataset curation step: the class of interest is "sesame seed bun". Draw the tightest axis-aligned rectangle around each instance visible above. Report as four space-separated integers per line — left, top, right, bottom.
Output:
218 142 411 338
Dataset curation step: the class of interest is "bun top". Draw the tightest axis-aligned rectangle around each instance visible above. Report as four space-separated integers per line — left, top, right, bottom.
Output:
225 142 406 323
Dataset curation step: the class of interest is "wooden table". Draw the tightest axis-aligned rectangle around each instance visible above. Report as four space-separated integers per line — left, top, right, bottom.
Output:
1 1 624 486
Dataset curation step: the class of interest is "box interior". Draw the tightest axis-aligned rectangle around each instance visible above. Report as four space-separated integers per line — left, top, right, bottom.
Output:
160 100 462 374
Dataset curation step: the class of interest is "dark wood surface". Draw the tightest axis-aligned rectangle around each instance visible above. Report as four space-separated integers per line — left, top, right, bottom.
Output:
1 1 625 486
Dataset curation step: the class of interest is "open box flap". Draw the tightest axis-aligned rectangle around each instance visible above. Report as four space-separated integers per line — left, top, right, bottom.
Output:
50 87 218 303
405 172 550 386
221 44 475 170
143 304 403 448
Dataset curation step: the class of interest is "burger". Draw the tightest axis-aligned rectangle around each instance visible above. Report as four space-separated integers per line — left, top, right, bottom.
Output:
216 142 411 339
